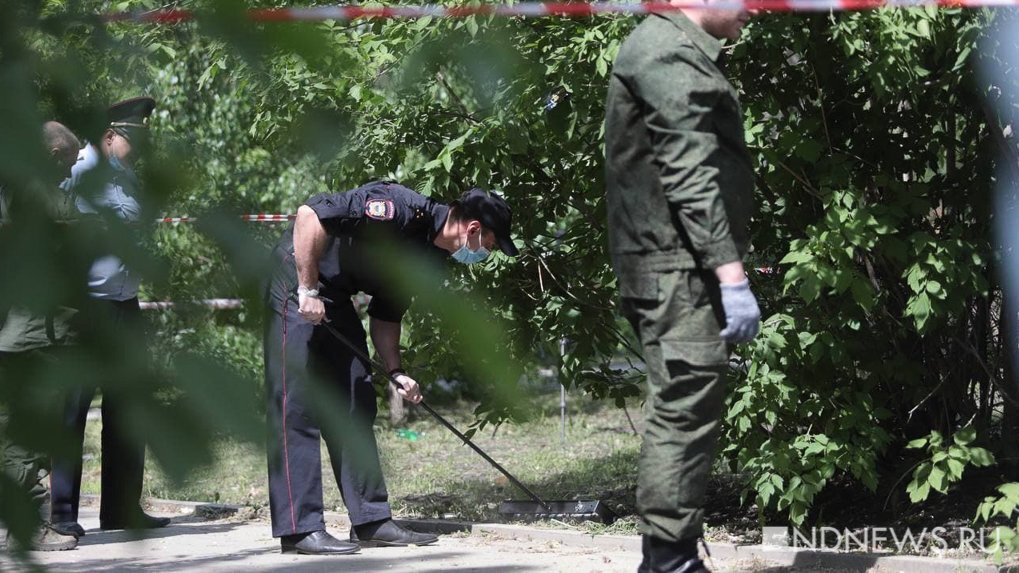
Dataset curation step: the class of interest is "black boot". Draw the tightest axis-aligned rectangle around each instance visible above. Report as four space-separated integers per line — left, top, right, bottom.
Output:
51 521 86 538
100 510 171 530
350 519 438 547
280 530 360 555
637 535 652 573
647 536 709 573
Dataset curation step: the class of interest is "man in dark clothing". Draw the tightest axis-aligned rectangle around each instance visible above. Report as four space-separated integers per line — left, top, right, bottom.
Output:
604 1 761 571
264 181 518 555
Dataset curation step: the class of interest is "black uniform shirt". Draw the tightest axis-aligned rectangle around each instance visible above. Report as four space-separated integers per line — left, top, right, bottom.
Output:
273 181 450 322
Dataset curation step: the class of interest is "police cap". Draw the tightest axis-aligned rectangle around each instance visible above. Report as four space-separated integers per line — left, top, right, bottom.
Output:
458 188 519 257
107 96 156 142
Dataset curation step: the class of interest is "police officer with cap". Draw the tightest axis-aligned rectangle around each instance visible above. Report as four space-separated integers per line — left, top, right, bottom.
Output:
264 181 518 555
50 96 171 537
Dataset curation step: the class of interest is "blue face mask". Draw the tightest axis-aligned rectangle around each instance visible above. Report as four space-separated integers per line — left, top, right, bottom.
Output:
451 230 490 265
108 154 127 172
108 152 140 179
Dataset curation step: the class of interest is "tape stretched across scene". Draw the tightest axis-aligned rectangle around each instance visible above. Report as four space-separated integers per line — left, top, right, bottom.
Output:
138 298 245 310
103 0 1010 23
157 214 296 224
138 268 779 310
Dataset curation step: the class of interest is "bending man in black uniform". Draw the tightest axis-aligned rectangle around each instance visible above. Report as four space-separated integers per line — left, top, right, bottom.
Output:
264 181 519 555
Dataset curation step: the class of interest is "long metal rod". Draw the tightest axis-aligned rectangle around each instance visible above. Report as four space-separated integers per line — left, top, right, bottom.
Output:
315 319 551 512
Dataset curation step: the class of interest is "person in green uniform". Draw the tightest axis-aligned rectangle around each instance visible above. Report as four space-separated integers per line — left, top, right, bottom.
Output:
604 2 760 571
0 121 83 552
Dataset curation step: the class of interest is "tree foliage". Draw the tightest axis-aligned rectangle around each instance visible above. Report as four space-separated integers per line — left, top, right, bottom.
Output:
725 8 1019 526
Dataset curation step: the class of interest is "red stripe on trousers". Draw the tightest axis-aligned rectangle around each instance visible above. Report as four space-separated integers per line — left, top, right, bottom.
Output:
281 297 297 533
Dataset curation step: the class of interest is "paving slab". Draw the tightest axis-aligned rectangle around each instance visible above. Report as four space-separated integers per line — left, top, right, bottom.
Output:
0 507 803 573
4 507 647 573
2 501 1015 573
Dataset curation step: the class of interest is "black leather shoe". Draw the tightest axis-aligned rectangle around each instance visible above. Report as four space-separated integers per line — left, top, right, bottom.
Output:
51 521 86 538
100 512 171 530
350 519 438 547
281 530 360 555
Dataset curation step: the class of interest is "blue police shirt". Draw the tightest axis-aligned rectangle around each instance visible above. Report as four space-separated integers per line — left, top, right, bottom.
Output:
61 143 142 301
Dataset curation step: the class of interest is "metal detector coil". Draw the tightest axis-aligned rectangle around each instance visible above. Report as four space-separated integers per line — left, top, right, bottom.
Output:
498 499 617 524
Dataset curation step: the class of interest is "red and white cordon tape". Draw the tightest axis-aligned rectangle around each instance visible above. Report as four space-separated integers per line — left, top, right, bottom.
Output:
141 269 779 310
139 298 245 310
157 214 295 224
103 0 1013 23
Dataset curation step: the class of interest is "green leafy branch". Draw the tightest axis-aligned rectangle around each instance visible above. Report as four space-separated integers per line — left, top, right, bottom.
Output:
904 426 995 503
974 482 1019 562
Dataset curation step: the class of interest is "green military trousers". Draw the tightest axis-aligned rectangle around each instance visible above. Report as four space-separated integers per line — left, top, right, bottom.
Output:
0 416 47 499
0 407 49 509
0 350 60 522
619 268 730 544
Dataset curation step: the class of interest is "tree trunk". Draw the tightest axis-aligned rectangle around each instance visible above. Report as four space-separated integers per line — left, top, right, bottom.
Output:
1001 300 1019 478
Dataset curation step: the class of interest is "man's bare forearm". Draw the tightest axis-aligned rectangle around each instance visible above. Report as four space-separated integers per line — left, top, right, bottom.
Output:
294 205 329 289
369 317 402 373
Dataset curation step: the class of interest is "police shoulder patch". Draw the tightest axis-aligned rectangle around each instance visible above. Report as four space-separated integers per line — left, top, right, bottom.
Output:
365 199 395 221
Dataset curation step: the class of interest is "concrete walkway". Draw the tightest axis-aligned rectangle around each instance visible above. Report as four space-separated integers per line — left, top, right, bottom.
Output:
9 508 646 573
3 505 1014 572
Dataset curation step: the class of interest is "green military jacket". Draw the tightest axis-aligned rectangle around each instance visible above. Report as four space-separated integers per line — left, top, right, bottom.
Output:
0 183 80 352
604 12 754 285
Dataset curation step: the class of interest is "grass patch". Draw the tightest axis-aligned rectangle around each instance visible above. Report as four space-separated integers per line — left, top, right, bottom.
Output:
80 393 644 531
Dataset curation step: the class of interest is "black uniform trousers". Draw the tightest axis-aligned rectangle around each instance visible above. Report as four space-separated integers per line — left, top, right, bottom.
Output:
50 298 145 525
264 279 391 538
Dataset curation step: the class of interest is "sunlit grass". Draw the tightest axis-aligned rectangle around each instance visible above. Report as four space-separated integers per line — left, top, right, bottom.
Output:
80 392 644 532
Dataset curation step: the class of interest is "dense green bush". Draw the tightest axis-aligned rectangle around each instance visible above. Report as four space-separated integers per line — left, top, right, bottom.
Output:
726 9 1019 526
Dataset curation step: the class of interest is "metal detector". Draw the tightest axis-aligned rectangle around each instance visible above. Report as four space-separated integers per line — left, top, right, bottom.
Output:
302 302 614 524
